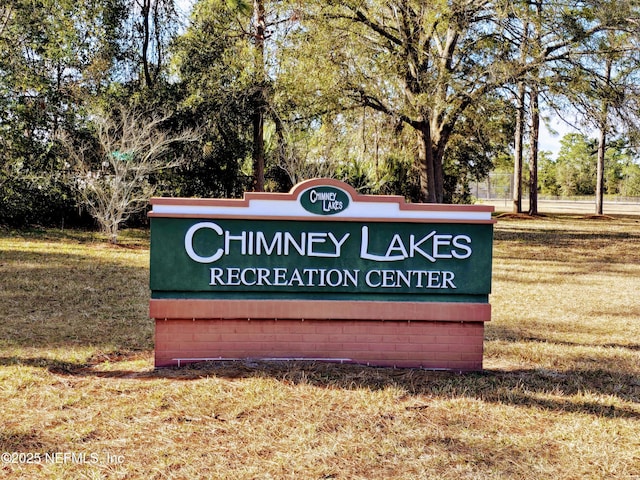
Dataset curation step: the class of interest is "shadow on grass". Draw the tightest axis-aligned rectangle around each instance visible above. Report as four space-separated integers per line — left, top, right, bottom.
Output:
0 227 150 246
495 226 640 267
0 431 50 453
495 226 640 245
1 354 638 419
489 335 640 352
0 246 152 350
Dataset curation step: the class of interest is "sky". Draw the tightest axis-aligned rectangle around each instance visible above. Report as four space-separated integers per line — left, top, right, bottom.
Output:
539 116 598 158
539 120 569 157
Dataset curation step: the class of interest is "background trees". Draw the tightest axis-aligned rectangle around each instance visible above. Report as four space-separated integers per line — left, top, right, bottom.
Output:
538 134 640 198
1 0 639 230
0 0 127 227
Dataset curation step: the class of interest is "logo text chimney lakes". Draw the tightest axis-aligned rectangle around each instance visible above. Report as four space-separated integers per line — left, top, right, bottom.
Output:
300 186 350 215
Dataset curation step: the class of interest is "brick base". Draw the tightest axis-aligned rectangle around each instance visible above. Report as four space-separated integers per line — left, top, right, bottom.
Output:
154 318 485 371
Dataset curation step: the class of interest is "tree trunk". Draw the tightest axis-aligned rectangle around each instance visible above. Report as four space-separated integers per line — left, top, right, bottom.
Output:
513 82 526 213
433 134 445 204
528 0 542 216
141 0 152 88
596 57 611 215
252 0 266 192
417 121 437 203
513 18 529 213
528 86 539 216
595 128 606 215
252 108 265 191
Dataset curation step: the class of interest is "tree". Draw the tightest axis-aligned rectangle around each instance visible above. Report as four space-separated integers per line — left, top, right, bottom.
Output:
299 1 514 202
0 0 129 227
589 28 640 215
444 96 516 203
298 1 640 204
543 133 637 197
136 0 178 88
270 118 342 186
537 150 560 196
596 55 613 215
526 0 544 216
172 0 297 193
170 0 262 197
61 105 199 243
513 60 528 213
251 0 267 191
619 160 640 196
534 2 640 214
510 2 533 214
555 133 597 196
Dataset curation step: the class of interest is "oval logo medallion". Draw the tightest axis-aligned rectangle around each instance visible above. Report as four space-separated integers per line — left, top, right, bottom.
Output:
300 186 350 215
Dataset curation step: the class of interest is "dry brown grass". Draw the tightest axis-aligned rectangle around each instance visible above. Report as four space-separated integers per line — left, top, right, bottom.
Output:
0 218 639 479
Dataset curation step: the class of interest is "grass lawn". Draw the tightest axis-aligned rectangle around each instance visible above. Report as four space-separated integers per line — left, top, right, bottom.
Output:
0 215 639 479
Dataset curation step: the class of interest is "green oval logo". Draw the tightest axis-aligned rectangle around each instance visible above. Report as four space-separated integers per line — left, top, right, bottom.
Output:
300 186 350 215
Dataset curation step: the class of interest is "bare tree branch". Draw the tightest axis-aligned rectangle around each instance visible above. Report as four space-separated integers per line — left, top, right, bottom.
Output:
60 105 200 243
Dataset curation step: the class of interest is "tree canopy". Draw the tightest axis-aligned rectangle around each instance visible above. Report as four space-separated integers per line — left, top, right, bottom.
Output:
1 0 640 233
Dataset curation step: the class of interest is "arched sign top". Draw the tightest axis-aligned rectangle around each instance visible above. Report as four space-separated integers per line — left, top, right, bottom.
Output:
149 178 494 223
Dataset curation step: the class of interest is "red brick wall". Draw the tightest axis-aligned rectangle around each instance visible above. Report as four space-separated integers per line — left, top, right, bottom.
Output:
155 318 485 371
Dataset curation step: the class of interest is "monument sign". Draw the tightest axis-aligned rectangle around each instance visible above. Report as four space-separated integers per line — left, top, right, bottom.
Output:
149 179 494 370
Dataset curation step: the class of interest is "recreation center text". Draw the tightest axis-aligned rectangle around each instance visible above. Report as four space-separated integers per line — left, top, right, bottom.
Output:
183 221 477 290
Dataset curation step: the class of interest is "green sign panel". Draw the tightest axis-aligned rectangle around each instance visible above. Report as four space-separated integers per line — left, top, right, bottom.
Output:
150 217 493 303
